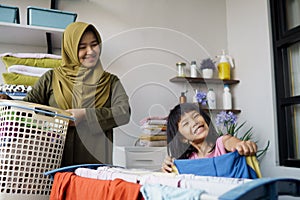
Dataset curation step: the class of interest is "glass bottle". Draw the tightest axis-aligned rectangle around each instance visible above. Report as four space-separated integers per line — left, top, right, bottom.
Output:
179 92 187 104
177 62 186 77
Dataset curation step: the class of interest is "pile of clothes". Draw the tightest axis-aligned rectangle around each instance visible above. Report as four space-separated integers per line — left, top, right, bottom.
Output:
137 116 167 147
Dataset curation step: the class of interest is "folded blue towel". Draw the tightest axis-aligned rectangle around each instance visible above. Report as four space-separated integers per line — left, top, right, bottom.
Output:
174 151 258 179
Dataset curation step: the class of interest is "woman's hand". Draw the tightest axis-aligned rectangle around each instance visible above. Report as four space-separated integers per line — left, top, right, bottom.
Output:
223 134 257 156
66 108 86 126
0 94 12 100
161 155 174 173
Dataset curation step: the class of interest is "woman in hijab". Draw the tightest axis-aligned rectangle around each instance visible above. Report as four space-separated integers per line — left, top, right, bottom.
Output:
1 22 131 166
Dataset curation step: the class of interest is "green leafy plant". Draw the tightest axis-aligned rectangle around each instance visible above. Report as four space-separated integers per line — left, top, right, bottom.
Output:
215 111 270 159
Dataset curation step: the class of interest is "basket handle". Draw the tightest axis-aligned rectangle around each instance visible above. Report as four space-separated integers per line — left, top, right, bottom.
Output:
34 107 57 117
0 100 75 120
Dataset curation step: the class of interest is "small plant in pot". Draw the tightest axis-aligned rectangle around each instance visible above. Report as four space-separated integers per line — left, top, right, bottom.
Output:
200 58 216 79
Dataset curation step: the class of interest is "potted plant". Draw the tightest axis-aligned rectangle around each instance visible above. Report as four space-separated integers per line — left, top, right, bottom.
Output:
192 90 207 106
215 111 270 160
200 58 216 78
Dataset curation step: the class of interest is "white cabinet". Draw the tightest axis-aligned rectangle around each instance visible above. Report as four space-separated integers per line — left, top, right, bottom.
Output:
113 146 167 171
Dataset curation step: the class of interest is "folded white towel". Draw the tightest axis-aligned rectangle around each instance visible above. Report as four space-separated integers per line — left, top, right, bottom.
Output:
8 65 52 77
0 52 61 59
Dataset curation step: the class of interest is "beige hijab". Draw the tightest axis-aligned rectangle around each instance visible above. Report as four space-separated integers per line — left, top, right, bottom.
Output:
52 22 111 109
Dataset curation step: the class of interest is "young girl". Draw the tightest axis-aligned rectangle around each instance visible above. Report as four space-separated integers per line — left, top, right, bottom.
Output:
162 103 257 173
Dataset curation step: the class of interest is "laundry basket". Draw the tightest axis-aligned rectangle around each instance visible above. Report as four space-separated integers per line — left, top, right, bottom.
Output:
0 100 73 200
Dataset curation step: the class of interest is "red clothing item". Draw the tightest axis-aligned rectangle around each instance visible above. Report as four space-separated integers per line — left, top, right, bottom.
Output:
50 172 143 200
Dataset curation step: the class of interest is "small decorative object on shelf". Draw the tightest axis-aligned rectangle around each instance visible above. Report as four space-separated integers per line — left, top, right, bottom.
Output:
190 60 197 78
207 88 216 109
216 50 234 80
176 62 186 77
200 58 216 79
193 90 207 106
223 84 232 109
179 92 187 104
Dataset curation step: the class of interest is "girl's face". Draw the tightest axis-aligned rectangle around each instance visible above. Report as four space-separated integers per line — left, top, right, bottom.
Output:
178 110 209 143
78 30 101 68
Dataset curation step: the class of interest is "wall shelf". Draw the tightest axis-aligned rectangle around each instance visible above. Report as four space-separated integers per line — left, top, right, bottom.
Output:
0 22 63 51
202 108 241 114
169 76 240 85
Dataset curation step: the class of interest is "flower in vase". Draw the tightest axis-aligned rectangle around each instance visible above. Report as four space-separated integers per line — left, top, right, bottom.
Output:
215 111 238 136
195 91 207 106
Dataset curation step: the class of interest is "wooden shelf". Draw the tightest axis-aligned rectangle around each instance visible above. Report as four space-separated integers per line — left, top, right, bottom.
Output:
171 77 242 114
169 76 240 85
202 108 241 114
184 103 241 114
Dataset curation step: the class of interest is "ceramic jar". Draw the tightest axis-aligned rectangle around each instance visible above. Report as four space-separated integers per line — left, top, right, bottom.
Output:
202 68 213 79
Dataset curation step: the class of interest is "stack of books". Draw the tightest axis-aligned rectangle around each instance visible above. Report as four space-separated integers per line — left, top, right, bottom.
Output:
138 117 167 147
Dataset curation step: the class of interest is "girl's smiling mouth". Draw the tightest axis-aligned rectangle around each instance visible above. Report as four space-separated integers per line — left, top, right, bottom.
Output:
193 124 205 135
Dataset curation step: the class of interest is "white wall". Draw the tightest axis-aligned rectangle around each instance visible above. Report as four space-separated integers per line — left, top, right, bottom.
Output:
226 0 300 178
0 0 228 167
56 0 229 146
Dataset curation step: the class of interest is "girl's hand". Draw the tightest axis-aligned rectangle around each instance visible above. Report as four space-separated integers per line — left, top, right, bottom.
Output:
234 140 257 156
66 109 86 126
161 155 174 173
223 135 257 156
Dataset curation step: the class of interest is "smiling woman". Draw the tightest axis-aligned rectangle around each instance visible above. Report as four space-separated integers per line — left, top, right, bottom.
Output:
0 22 131 166
78 28 101 68
161 103 258 173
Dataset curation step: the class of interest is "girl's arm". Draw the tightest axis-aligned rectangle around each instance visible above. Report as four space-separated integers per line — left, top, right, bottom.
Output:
222 134 257 156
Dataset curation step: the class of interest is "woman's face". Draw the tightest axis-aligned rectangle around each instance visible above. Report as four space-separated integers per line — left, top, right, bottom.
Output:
78 30 101 68
178 110 209 143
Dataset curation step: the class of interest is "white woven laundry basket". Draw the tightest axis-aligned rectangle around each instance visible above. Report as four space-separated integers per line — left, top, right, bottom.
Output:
0 100 73 200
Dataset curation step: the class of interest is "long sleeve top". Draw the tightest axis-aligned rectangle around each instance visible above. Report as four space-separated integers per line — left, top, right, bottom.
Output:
23 70 131 166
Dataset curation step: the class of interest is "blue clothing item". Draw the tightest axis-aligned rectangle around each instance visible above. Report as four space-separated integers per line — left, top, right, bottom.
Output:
140 184 205 200
174 151 258 179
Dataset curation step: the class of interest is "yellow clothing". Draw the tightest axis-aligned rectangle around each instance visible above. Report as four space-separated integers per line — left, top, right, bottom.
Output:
246 155 262 178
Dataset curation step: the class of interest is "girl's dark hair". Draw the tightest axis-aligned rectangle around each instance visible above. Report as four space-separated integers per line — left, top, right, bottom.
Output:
166 103 219 159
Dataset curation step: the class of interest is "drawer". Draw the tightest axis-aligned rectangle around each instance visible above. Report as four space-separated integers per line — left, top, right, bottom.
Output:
113 146 167 171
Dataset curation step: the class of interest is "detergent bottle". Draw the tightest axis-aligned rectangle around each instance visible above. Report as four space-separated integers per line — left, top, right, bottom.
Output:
217 50 234 80
207 88 216 109
222 85 232 109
